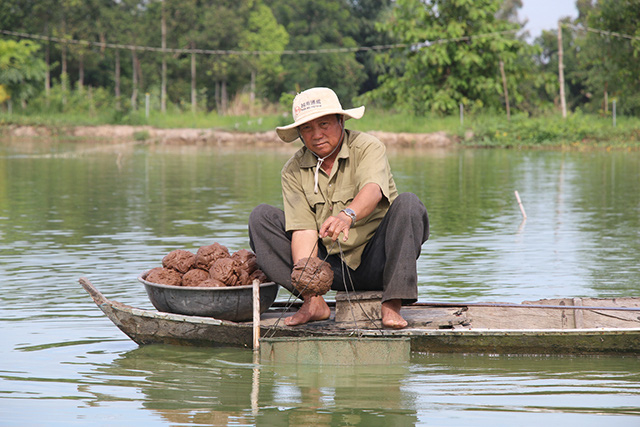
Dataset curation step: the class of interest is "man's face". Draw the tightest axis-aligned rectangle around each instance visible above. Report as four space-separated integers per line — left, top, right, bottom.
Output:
298 114 344 158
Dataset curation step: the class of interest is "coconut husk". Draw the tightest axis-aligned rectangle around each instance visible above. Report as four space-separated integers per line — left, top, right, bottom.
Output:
193 278 227 288
195 243 230 270
235 269 250 287
249 269 268 284
231 249 258 274
209 257 238 286
146 267 182 287
182 268 210 287
291 257 333 297
162 249 195 274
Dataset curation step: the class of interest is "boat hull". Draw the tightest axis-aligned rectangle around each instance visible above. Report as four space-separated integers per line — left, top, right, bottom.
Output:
80 278 640 356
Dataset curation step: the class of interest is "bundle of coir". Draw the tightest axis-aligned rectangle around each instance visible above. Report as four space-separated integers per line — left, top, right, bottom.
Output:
145 243 268 287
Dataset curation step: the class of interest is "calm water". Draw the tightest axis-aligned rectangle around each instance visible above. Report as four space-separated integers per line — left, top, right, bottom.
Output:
1 138 639 426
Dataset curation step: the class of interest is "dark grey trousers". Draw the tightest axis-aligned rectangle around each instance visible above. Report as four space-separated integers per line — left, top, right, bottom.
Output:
248 192 429 304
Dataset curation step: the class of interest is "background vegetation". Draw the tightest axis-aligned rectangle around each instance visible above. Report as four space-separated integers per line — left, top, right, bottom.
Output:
0 0 638 147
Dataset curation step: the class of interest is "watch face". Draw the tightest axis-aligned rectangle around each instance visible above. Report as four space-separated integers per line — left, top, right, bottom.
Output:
342 208 356 225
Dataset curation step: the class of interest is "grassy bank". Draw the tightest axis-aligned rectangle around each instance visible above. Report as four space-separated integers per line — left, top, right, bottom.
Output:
465 112 640 149
1 107 638 149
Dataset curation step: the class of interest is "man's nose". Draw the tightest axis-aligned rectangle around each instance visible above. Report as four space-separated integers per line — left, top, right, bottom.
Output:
310 125 323 139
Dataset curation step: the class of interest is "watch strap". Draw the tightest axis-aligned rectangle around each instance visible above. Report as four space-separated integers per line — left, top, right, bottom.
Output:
341 208 356 227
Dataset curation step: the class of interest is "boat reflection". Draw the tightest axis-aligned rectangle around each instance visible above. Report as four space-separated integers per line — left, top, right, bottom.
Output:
89 344 419 426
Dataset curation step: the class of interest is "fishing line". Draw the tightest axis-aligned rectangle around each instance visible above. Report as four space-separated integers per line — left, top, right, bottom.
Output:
264 227 386 338
264 239 337 337
336 240 385 336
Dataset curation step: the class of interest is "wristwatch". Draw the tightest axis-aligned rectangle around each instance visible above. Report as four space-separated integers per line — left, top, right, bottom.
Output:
341 208 357 227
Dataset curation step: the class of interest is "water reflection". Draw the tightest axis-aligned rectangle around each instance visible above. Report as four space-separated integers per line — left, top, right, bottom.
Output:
91 345 418 426
81 345 640 426
265 361 416 426
409 353 640 418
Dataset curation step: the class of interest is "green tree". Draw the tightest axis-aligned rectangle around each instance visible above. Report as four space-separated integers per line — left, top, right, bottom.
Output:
534 13 589 115
0 39 47 107
238 2 289 103
199 0 253 112
364 0 533 115
579 0 640 114
157 0 256 112
344 0 395 93
266 0 366 104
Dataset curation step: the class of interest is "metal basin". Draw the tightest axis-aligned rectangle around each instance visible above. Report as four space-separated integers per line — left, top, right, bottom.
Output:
139 272 279 321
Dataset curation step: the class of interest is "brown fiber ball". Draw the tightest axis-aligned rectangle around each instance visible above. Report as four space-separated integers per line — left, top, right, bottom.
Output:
231 249 258 274
235 269 250 287
209 257 238 286
193 278 227 288
249 269 268 284
195 243 230 270
146 267 182 287
291 257 333 297
162 249 196 274
182 268 210 287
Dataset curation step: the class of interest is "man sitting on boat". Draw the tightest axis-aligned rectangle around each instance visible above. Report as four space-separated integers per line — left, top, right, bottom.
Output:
249 87 429 329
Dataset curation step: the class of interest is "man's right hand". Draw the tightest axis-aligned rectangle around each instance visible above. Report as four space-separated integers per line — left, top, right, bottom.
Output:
319 213 351 242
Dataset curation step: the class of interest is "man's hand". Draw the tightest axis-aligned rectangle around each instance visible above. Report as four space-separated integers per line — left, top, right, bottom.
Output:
319 212 352 242
318 183 384 242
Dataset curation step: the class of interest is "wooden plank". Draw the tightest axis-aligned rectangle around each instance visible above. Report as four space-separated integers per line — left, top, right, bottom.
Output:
574 298 584 329
406 328 640 356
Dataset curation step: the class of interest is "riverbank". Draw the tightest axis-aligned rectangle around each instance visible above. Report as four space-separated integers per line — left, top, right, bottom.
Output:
2 109 639 149
1 124 459 148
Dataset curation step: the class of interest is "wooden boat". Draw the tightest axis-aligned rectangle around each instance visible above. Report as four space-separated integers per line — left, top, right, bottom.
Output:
79 277 640 356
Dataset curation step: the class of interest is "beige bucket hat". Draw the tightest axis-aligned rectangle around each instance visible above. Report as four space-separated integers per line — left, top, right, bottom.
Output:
276 87 365 143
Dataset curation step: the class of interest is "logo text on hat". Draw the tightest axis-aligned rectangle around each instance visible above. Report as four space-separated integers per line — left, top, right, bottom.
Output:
298 99 322 113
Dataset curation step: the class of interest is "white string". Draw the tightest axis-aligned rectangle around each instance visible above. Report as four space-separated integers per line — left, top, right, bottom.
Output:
300 122 344 194
312 144 339 194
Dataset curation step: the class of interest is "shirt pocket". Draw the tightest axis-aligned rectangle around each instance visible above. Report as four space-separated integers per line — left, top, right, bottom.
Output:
331 185 355 212
304 189 325 212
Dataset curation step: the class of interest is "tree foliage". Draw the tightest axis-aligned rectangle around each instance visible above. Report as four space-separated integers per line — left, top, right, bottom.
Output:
580 0 640 114
266 0 367 103
0 39 46 104
238 3 289 101
534 0 640 115
0 0 638 117
363 0 534 115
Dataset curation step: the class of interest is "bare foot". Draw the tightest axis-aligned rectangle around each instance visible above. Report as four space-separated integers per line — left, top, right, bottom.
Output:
285 295 331 326
381 299 408 329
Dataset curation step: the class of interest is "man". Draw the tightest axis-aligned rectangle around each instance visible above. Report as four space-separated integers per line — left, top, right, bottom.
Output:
249 87 429 329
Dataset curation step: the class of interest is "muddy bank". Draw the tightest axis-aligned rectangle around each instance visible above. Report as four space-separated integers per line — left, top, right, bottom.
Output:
2 124 459 148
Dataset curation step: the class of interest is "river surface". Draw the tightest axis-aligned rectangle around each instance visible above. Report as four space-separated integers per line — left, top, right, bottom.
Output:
1 138 639 426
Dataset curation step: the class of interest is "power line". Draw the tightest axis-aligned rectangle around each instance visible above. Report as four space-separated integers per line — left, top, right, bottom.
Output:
564 24 640 42
0 28 518 56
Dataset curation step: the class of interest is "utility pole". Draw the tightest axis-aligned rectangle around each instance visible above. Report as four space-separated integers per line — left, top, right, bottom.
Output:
499 60 511 121
557 21 567 118
161 0 167 114
191 48 197 113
